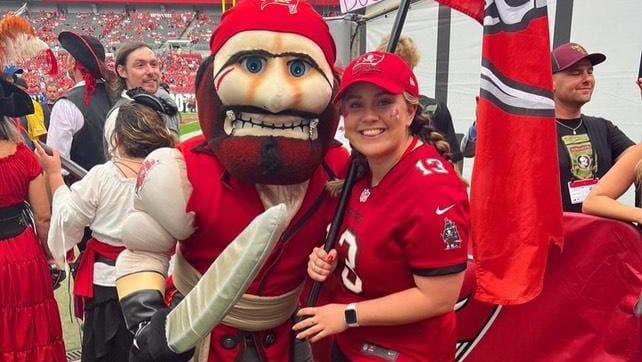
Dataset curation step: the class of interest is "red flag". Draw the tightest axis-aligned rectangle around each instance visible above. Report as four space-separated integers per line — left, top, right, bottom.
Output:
437 0 563 304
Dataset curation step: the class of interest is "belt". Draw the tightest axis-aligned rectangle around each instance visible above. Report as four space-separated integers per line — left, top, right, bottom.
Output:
173 248 302 331
0 203 29 240
73 238 125 318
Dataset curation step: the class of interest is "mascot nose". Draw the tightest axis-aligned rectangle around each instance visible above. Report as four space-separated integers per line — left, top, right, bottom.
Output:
259 83 294 114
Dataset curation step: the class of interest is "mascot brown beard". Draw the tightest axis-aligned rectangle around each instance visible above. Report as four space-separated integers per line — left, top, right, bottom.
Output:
114 1 347 361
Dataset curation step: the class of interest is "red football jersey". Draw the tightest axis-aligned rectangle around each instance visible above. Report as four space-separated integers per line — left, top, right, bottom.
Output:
329 143 469 361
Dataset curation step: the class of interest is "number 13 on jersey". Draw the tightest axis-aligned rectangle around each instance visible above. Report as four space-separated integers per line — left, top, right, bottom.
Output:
338 230 363 294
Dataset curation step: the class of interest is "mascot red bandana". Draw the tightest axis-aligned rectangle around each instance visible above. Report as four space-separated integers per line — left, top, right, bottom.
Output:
196 0 339 185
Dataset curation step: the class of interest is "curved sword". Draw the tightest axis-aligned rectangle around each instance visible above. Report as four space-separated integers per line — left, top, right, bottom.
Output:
165 203 288 353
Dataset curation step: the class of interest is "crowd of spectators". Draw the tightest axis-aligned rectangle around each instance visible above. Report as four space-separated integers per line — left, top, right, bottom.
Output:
0 9 210 97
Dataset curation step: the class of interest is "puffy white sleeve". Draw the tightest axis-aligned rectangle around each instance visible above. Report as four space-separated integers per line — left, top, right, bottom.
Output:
48 165 101 264
116 148 196 279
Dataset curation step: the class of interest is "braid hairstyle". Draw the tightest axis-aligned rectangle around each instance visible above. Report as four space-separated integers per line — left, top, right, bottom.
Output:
403 92 452 160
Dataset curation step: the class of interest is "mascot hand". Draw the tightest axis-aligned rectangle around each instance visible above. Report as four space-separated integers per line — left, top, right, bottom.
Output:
121 290 194 362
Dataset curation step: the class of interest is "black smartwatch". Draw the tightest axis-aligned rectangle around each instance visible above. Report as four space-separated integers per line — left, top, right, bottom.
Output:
344 303 359 328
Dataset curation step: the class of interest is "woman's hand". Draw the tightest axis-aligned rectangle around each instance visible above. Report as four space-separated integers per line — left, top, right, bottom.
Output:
293 304 348 342
307 247 337 282
34 142 62 175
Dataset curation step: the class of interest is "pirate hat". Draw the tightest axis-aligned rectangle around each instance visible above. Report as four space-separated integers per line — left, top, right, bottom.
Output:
59 31 106 79
0 77 34 117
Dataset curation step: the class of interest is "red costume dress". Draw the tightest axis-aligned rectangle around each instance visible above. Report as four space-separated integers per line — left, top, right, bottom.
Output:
0 143 65 362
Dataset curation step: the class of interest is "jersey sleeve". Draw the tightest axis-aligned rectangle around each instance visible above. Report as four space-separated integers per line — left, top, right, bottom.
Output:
402 175 469 276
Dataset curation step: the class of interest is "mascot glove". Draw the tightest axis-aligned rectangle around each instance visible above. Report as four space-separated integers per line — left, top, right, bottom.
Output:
131 309 195 362
122 290 195 362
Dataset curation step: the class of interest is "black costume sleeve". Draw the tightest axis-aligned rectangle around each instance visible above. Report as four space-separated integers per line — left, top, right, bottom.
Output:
605 120 635 159
120 290 195 362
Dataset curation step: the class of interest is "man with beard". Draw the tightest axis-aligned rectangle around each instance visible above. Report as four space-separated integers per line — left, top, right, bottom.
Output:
114 1 348 361
46 31 114 171
551 42 634 212
104 42 179 157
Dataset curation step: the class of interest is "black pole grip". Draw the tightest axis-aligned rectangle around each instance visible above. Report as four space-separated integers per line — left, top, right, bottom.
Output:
37 140 88 179
306 156 363 308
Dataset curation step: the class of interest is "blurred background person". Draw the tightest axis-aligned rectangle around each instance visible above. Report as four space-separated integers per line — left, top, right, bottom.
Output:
46 31 115 172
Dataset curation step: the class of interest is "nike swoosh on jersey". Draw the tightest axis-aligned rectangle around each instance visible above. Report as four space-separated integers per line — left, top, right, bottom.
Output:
436 204 455 215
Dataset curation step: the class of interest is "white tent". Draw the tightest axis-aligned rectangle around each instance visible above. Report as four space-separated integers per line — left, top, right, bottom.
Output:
342 0 642 202
363 0 641 139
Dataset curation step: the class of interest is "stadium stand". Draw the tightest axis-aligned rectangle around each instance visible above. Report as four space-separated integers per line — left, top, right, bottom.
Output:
0 1 339 98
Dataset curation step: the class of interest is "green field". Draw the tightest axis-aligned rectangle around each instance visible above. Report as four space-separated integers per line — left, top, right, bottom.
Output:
180 120 201 135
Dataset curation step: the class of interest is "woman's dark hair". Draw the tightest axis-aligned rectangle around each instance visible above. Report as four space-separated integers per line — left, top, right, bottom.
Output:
0 117 18 141
114 42 152 95
111 102 175 158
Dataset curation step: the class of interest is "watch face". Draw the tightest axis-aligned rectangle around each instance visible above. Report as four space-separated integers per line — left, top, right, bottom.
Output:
345 308 358 324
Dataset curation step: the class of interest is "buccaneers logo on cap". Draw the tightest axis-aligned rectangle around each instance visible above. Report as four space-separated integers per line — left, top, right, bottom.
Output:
352 52 385 75
260 0 299 14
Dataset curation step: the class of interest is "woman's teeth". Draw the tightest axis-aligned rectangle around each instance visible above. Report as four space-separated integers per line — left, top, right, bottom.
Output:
360 128 384 136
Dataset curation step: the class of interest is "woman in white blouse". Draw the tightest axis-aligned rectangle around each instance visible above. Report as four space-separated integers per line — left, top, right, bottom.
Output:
35 102 175 362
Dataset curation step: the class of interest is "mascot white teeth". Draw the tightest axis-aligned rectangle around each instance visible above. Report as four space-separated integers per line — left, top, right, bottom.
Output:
114 1 348 361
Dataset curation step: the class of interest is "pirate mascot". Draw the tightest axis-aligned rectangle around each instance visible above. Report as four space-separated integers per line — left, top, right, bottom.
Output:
115 1 347 361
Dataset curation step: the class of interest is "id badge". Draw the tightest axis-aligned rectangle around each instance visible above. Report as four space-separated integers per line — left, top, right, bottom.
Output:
567 179 598 204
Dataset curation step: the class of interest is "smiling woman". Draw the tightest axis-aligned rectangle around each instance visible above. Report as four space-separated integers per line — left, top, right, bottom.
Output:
293 51 470 362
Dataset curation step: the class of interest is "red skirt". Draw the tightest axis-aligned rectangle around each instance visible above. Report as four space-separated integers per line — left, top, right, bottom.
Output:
0 227 66 362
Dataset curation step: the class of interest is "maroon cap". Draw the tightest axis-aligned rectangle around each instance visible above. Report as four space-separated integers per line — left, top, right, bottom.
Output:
335 51 419 102
551 42 606 73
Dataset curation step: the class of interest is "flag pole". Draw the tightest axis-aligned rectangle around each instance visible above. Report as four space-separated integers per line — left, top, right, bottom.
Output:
305 0 413 308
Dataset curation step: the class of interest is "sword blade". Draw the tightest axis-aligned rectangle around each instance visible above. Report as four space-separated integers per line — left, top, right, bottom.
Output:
165 203 287 353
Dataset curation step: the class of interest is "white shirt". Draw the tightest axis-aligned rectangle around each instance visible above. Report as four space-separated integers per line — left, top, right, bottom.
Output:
46 81 86 158
103 90 132 157
48 161 136 286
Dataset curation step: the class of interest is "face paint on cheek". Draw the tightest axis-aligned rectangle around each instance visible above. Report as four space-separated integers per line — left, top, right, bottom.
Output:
390 108 401 122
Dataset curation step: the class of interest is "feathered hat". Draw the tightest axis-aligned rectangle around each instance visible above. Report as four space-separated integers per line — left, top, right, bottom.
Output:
0 14 58 75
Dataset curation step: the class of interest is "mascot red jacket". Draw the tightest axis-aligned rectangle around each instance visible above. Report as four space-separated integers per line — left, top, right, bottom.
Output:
114 1 348 361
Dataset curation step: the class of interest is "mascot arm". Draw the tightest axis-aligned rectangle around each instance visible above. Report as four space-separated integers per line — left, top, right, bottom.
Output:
115 147 196 362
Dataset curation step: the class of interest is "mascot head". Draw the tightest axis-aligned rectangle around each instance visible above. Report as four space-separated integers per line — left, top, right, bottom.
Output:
196 0 339 185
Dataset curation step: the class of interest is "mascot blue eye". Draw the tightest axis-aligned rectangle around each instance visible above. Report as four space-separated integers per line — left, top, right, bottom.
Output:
242 57 266 74
289 60 309 78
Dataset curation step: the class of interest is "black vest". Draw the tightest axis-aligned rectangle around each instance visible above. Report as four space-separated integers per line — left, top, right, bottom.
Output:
60 83 111 170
